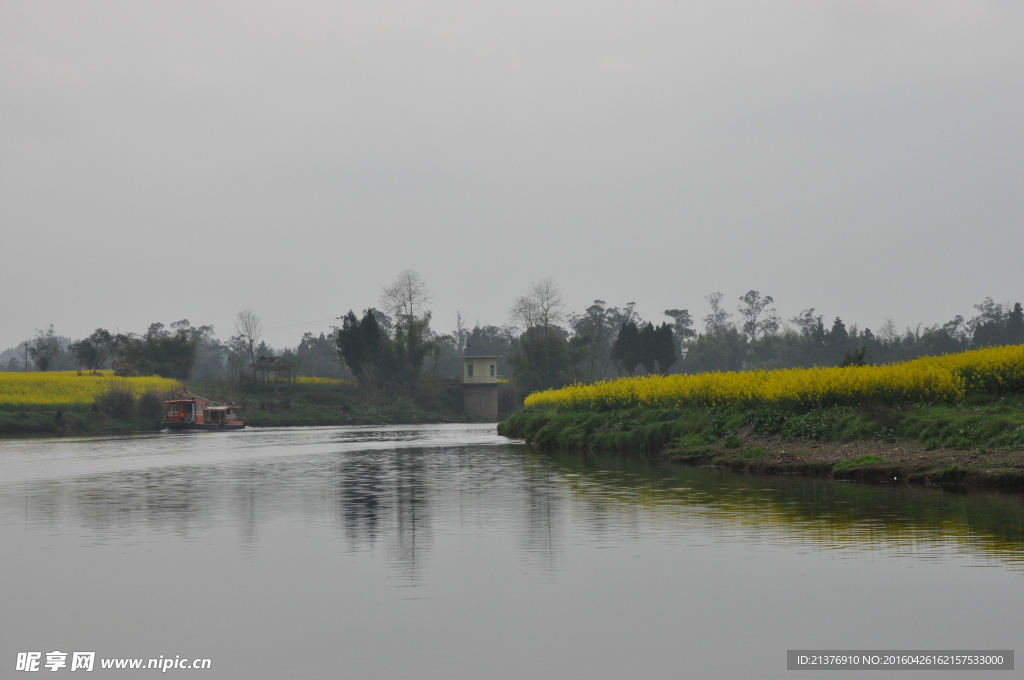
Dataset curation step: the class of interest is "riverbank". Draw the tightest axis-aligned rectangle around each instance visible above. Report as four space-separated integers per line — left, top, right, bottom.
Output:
0 402 464 435
0 378 474 435
497 399 1024 490
0 403 164 435
189 379 471 428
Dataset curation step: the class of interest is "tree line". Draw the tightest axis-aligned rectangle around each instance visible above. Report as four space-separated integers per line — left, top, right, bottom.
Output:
5 273 1022 408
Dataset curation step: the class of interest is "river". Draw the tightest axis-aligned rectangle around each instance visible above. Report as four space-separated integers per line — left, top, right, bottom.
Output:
1 424 1021 678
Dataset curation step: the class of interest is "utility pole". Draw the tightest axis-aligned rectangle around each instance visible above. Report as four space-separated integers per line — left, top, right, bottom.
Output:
328 316 344 379
24 340 29 372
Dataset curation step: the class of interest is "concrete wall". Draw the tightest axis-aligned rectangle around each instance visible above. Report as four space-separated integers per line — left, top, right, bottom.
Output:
463 383 498 421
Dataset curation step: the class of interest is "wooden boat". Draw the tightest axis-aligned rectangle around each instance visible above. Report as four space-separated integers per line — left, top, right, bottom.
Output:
162 389 246 431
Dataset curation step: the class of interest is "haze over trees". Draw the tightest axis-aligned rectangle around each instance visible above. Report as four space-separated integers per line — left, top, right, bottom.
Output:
2 271 1021 412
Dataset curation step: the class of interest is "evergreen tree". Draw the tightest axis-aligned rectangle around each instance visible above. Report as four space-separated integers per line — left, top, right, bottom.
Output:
638 322 658 375
336 309 388 377
652 323 677 374
1007 303 1024 345
359 309 385 366
682 328 748 373
612 322 642 376
973 320 1007 348
829 317 848 343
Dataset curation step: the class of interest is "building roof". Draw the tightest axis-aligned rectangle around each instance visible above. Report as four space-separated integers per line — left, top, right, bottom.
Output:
252 356 293 368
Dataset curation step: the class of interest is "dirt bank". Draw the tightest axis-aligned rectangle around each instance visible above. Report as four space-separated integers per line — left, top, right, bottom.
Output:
666 428 1024 490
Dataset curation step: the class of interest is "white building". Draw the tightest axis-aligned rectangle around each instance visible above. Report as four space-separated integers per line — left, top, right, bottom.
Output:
462 355 500 420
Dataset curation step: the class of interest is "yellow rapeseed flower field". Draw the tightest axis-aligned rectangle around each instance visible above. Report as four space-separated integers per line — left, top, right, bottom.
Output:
524 345 1024 411
294 376 355 386
0 371 179 405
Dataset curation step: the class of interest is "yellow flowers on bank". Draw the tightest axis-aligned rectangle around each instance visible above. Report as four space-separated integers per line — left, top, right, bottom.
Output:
524 345 1024 411
0 371 179 405
294 376 355 386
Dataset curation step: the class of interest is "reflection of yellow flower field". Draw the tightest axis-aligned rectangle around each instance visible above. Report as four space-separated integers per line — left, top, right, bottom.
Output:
0 371 179 405
530 452 1024 567
525 345 1024 411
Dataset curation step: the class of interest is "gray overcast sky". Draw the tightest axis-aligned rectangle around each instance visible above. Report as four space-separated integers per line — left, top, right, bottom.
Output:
2 1 1022 350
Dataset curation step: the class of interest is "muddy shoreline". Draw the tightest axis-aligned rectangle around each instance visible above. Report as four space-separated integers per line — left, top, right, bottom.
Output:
663 431 1024 490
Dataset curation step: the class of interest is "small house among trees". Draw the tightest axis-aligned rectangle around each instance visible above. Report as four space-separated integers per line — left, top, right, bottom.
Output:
251 356 294 382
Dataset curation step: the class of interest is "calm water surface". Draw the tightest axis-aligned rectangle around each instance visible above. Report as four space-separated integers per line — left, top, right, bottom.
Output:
1 424 1022 679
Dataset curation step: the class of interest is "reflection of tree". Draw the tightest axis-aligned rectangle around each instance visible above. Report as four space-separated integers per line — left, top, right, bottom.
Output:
336 456 385 550
15 467 211 538
138 468 206 533
234 463 259 551
11 430 1024 587
518 457 561 570
542 448 1024 565
388 454 431 579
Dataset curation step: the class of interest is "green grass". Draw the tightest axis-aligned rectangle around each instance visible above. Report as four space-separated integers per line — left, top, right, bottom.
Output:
0 403 162 435
833 455 888 472
498 406 746 454
498 396 1024 454
187 379 467 427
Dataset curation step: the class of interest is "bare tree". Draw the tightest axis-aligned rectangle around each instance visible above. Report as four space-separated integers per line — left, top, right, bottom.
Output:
531 277 565 334
510 277 565 338
509 295 540 336
379 269 432 325
233 310 263 377
500 322 521 353
454 312 468 354
737 290 776 341
702 292 733 335
878 317 898 344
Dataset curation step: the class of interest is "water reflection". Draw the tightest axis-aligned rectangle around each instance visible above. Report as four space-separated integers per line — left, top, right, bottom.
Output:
541 449 1024 567
389 453 431 578
1 425 1023 574
336 455 384 551
518 457 562 569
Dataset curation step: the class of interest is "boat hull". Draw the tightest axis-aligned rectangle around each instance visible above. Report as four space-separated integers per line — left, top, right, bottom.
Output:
162 422 246 431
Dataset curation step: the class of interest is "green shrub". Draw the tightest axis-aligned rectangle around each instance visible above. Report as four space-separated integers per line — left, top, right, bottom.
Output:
137 390 165 419
95 385 136 419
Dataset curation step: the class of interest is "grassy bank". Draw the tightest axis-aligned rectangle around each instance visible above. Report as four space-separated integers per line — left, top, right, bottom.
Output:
0 403 165 435
0 376 474 435
186 379 469 427
497 396 1024 490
